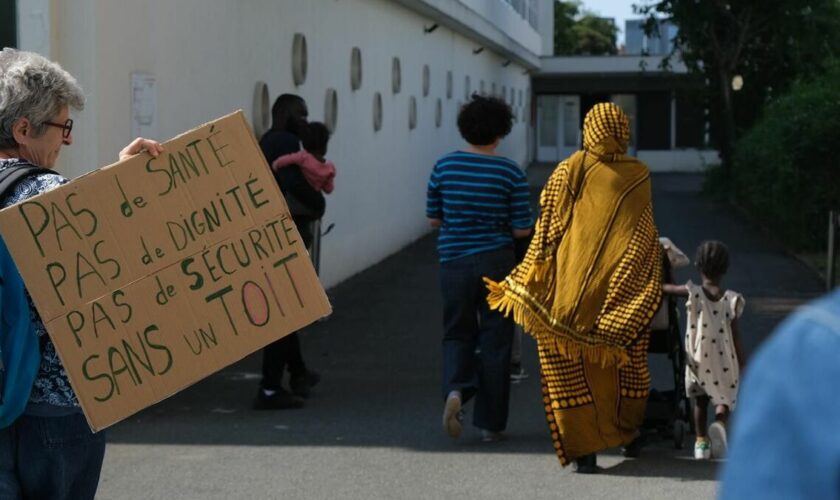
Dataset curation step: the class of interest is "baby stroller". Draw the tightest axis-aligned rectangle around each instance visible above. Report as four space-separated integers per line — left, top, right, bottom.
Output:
640 237 692 449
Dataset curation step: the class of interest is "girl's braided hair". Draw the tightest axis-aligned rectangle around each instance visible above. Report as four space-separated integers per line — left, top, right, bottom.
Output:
695 240 729 279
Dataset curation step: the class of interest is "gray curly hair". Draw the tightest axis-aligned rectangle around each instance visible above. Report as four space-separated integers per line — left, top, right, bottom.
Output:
0 48 85 149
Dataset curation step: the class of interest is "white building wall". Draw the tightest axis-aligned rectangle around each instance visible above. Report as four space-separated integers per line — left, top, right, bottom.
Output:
16 0 535 289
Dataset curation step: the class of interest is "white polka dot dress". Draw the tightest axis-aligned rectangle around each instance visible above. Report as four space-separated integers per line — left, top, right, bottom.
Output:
684 281 744 409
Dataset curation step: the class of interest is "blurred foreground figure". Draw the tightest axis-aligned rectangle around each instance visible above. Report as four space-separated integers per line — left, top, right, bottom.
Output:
720 288 840 500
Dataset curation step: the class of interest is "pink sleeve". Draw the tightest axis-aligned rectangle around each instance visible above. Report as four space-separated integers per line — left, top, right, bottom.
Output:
323 161 336 194
271 150 307 171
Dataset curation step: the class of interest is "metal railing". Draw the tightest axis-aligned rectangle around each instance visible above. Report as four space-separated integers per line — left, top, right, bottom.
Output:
500 0 539 30
308 219 335 277
828 210 840 290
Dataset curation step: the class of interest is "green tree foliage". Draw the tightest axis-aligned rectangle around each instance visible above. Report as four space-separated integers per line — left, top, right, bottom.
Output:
554 1 618 56
731 62 840 250
637 1 840 175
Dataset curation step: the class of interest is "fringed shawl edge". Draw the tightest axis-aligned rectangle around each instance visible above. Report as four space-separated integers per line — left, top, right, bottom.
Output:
485 276 631 367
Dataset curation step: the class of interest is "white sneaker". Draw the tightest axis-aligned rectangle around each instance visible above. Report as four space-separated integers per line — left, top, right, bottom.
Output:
442 392 463 439
708 421 728 458
694 439 711 460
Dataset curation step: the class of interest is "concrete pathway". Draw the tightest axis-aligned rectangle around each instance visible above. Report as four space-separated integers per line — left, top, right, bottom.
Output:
97 167 824 499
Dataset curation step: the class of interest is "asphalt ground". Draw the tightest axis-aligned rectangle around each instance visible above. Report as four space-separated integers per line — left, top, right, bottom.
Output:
97 167 824 499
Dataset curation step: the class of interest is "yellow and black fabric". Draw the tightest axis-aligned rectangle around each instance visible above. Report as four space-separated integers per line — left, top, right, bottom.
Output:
485 102 662 465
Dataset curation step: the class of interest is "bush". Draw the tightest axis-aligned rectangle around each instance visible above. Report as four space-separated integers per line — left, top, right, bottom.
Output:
732 62 840 251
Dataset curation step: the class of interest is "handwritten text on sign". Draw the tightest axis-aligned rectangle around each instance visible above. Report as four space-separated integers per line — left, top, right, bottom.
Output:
0 111 331 431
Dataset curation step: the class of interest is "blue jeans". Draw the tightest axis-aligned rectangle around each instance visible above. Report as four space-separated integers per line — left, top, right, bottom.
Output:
440 248 515 432
0 412 106 500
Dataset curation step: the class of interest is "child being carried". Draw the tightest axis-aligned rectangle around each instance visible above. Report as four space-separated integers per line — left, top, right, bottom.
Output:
271 121 336 194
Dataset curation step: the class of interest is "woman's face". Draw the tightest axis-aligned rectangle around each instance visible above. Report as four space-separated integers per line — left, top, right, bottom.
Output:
17 105 73 168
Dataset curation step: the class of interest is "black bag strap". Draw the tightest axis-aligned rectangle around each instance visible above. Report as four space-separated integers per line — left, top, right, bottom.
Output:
0 164 53 202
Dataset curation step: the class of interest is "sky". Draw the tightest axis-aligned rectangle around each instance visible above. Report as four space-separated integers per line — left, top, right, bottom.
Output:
577 0 651 45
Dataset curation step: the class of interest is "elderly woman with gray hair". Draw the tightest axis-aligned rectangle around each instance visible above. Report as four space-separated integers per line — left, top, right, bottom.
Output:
0 48 163 499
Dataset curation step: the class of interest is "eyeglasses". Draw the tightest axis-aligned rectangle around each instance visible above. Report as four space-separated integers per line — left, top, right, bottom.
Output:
43 118 74 139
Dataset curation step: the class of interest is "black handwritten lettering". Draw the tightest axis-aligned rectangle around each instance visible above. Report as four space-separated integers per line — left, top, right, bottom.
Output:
113 290 132 323
91 301 116 339
140 236 165 266
224 185 247 217
65 192 97 236
263 271 286 317
83 325 172 402
146 157 173 196
245 175 269 209
205 286 238 336
181 257 203 290
66 310 85 347
207 129 234 168
279 215 298 247
83 354 115 402
50 202 82 252
75 251 107 299
46 262 66 306
183 323 218 356
93 240 120 280
19 201 49 257
143 325 172 375
274 253 303 307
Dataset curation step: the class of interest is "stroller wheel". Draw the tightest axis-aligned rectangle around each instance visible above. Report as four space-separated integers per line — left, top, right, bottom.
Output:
673 420 687 450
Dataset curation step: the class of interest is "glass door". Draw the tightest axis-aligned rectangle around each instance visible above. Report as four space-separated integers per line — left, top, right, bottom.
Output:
537 95 580 163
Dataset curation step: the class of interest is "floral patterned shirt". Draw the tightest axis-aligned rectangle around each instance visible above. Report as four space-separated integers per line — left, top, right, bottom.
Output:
0 159 78 408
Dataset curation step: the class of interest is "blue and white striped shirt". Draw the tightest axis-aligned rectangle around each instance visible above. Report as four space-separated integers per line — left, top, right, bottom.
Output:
426 151 533 263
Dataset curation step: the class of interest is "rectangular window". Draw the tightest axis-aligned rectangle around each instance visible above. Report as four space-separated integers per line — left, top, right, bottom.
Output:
538 96 559 147
636 92 672 150
675 91 706 149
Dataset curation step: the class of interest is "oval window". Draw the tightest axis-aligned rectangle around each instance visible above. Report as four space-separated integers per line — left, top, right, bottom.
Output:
373 92 383 132
351 47 363 91
324 88 338 133
252 81 270 137
409 96 417 130
292 33 307 86
392 57 402 94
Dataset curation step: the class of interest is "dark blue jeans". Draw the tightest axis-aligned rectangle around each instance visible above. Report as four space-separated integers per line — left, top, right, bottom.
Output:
440 248 515 432
0 412 106 500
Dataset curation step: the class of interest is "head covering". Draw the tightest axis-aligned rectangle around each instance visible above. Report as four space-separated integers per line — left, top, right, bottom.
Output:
582 102 631 159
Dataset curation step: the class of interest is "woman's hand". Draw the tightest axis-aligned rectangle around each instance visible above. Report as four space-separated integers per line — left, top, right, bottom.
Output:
119 137 164 161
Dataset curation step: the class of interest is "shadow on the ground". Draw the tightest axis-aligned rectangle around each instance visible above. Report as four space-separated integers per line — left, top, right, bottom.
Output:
104 169 823 482
599 448 720 481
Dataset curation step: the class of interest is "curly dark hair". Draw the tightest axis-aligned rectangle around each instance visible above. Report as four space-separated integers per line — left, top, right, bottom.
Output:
302 121 330 156
694 240 730 279
457 94 514 146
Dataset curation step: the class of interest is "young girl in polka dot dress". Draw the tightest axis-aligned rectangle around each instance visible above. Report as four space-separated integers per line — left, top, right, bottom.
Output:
663 240 745 460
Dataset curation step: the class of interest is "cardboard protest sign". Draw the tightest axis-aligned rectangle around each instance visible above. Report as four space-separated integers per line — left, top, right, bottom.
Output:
0 111 331 431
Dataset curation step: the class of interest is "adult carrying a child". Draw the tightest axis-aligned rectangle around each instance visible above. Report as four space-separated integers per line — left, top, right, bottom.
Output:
485 102 662 472
254 94 322 410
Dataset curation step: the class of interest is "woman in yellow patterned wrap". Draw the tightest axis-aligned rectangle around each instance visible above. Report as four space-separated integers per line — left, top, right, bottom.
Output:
485 102 662 472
